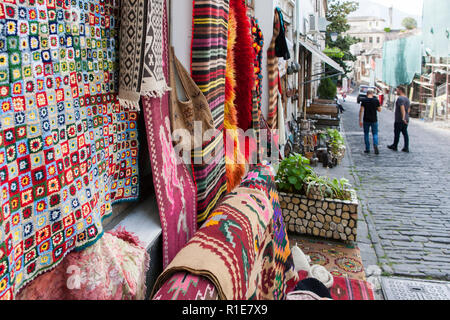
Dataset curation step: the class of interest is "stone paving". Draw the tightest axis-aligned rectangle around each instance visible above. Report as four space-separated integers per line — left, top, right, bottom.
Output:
340 95 450 281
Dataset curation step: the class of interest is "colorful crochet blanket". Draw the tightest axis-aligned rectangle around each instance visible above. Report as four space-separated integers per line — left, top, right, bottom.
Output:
0 0 139 299
190 0 229 223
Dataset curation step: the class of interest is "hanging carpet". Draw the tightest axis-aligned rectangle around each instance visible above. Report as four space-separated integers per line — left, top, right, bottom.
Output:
251 17 264 162
142 1 197 268
224 0 246 192
266 8 281 130
230 0 254 132
190 0 229 223
0 0 139 300
118 0 170 109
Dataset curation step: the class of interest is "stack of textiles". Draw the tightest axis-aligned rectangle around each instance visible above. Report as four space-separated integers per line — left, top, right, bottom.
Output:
151 164 297 300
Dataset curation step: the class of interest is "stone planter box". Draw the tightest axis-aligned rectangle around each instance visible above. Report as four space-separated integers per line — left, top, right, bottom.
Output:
279 190 358 242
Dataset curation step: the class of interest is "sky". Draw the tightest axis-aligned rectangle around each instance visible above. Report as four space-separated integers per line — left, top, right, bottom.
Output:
367 0 424 17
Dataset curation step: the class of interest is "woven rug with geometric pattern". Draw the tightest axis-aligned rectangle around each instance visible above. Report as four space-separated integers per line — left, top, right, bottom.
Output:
291 237 367 281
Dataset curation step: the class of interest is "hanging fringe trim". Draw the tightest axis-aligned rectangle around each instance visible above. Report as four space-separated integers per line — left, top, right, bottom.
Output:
119 85 172 111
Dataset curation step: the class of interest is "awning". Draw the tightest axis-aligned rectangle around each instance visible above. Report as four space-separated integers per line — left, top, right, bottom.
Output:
299 38 345 74
413 80 433 90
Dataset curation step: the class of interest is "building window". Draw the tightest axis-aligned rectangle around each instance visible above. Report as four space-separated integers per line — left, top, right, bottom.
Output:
369 37 373 43
377 37 380 43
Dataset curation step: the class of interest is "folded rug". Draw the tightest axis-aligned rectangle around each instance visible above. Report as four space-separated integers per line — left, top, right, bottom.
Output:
16 228 149 300
289 270 375 300
330 276 375 300
119 0 170 109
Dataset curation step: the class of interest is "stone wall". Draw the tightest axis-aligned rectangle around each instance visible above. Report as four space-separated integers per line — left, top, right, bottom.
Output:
279 190 358 242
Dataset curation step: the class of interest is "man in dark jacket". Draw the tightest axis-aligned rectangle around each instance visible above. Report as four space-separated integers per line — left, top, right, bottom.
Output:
388 86 410 152
359 90 381 154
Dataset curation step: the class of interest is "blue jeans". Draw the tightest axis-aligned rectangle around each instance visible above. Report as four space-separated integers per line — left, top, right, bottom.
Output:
363 122 378 151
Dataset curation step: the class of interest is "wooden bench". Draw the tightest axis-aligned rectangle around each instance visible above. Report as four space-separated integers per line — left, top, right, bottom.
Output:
313 99 335 105
305 103 339 117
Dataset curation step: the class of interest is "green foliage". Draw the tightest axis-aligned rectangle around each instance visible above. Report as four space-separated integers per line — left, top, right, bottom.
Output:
325 0 360 74
384 27 391 33
305 175 352 200
323 46 345 59
318 77 337 100
326 128 345 154
402 17 417 30
276 154 313 194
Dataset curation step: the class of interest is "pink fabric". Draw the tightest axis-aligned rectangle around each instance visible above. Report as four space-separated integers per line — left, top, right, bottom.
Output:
16 231 149 300
141 1 197 267
152 272 218 300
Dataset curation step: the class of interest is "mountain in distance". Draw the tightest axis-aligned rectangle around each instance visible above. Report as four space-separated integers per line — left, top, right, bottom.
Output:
348 0 422 29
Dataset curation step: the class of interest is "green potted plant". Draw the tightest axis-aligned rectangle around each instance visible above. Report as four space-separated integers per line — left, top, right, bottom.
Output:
277 154 359 242
325 129 346 164
304 175 352 201
276 153 313 194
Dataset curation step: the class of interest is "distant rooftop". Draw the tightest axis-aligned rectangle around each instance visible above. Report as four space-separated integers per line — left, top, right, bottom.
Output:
348 16 386 22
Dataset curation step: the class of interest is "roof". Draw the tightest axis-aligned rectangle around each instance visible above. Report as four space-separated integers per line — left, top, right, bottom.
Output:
348 16 386 22
298 38 345 73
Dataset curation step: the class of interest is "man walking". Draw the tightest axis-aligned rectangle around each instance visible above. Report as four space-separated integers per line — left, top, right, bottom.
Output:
388 86 410 152
359 90 381 154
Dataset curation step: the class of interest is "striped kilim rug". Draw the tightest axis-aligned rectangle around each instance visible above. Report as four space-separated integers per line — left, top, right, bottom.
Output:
190 0 229 223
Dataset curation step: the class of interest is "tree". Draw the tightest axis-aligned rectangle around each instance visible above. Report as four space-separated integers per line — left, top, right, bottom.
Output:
318 77 337 100
325 0 360 75
402 17 417 30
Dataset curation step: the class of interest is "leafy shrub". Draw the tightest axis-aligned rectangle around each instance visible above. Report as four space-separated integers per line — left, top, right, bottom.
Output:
317 77 337 100
276 154 313 194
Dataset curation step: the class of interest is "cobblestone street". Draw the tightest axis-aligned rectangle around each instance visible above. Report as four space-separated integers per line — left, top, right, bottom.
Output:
341 95 450 281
